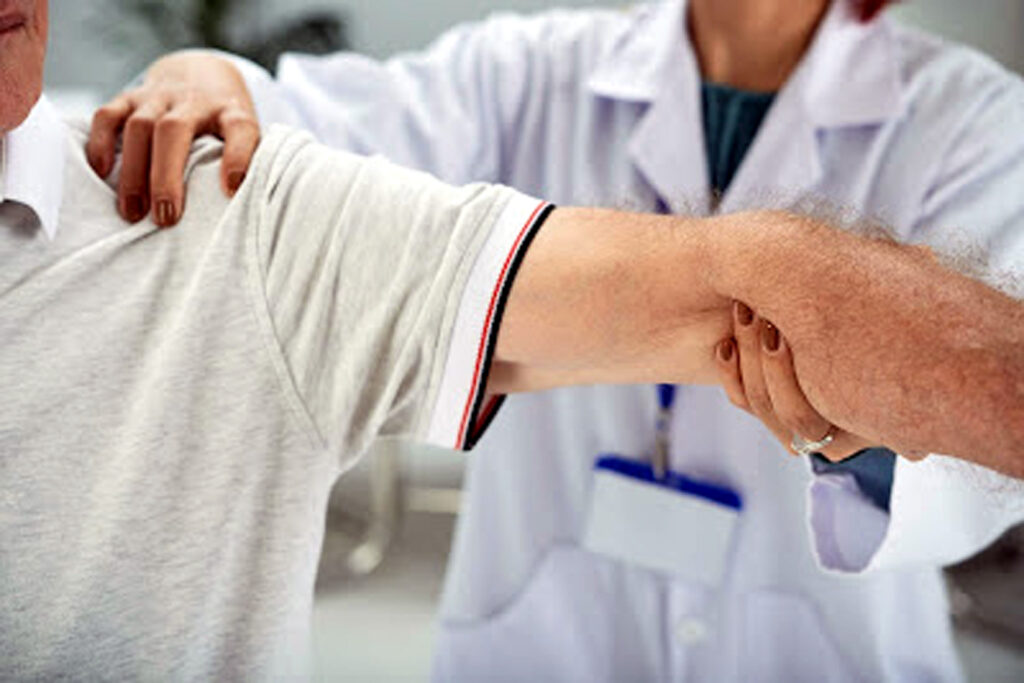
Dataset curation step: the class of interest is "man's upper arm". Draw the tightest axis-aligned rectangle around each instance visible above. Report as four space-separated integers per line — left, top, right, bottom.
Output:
247 126 551 461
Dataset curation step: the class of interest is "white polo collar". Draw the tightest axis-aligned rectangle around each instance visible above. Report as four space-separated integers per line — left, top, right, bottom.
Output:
0 95 66 240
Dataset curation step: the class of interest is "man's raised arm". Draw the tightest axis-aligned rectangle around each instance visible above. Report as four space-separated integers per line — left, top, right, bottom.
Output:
490 208 1022 477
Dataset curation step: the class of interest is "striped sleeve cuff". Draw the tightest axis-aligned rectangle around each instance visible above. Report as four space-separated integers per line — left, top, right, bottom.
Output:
423 193 554 451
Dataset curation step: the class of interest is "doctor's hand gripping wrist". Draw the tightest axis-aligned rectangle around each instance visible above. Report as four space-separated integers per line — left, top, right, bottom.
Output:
714 300 887 462
86 51 259 227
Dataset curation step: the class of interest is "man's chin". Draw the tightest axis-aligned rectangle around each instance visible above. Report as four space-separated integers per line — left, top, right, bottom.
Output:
0 77 42 134
0 26 45 132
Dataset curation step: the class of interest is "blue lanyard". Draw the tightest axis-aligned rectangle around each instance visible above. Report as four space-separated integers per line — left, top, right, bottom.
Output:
657 384 676 412
652 384 675 479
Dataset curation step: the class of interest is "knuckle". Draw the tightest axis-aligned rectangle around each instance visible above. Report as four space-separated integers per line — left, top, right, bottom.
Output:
124 114 156 137
154 114 189 137
167 93 206 117
91 106 122 130
220 108 258 131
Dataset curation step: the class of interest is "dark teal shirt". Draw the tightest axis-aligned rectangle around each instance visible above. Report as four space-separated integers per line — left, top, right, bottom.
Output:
701 81 895 511
702 81 776 195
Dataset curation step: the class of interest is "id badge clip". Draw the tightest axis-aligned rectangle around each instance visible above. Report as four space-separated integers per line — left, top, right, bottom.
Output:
581 386 743 586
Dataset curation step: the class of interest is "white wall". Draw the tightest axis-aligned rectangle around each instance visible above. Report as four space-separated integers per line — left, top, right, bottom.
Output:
890 0 1024 73
45 0 1024 99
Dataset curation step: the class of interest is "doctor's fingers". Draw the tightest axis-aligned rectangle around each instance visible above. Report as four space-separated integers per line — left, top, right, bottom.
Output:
716 335 797 449
758 321 832 444
758 320 879 460
216 106 260 199
87 94 133 180
133 101 257 227
116 97 171 224
89 89 261 227
715 338 750 412
147 105 259 226
732 302 791 439
146 104 258 227
149 103 207 227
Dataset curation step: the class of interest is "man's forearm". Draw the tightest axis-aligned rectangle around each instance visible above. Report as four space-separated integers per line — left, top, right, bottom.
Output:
493 208 733 391
710 211 1024 477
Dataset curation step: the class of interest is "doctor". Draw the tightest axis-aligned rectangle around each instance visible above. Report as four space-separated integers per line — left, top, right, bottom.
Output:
90 0 1024 680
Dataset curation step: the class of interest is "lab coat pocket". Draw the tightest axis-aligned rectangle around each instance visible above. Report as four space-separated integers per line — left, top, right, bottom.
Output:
742 590 860 683
433 544 665 683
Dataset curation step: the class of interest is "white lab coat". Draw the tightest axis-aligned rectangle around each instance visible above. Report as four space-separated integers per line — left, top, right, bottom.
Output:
236 1 1024 680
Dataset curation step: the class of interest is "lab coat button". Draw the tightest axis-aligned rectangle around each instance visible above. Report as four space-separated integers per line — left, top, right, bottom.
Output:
674 617 709 645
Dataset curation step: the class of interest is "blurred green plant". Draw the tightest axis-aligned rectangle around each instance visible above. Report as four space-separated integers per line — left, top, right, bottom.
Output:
108 0 348 71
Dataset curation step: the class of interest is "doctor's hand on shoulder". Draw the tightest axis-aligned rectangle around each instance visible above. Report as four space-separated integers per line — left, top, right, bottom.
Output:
86 52 259 227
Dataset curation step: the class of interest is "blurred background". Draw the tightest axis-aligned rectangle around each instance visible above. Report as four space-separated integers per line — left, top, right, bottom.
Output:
45 1 1024 680
43 0 1024 99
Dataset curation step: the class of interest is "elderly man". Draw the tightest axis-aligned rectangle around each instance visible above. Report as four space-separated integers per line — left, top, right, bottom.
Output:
2 0 1024 679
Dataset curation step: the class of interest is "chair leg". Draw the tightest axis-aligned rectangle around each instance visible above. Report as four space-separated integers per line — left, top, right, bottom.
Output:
346 439 403 576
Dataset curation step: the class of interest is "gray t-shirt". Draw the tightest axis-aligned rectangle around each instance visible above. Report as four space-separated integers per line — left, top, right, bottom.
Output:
0 123 548 679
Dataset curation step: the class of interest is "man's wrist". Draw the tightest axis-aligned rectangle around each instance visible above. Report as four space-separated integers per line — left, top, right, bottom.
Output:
706 211 837 335
704 211 791 303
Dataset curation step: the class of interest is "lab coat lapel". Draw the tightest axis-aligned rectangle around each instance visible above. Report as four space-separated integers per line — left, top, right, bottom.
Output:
588 0 710 215
720 0 904 213
628 41 710 216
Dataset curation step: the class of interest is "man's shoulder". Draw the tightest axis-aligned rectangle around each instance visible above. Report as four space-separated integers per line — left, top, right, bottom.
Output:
54 120 303 242
62 118 229 197
57 121 327 230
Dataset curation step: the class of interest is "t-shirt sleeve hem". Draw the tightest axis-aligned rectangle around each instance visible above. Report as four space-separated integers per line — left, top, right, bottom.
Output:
421 194 554 451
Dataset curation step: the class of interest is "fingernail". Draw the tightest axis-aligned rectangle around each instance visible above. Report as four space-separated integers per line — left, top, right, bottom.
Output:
761 322 780 352
155 200 175 227
718 338 734 361
227 171 245 194
124 194 145 222
734 301 754 326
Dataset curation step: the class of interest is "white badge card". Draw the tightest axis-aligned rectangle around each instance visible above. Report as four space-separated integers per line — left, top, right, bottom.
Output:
581 455 742 586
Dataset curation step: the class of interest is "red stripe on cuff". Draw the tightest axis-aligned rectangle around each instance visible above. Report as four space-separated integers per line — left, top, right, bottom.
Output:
454 200 549 448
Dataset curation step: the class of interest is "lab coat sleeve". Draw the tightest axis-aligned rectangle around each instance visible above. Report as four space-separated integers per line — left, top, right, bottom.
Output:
211 51 309 130
234 13 562 186
809 64 1024 573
